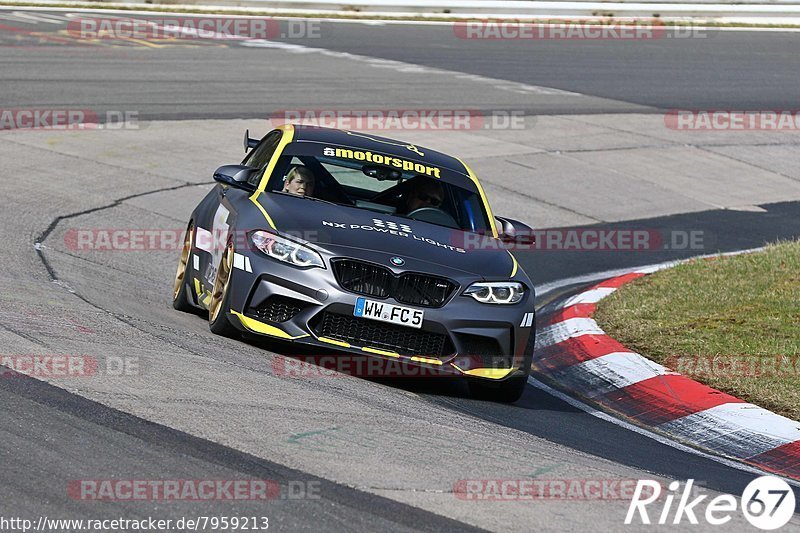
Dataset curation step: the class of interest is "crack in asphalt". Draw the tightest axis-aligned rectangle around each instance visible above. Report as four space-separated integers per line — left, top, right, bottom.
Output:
0 321 49 348
29 181 224 365
34 182 195 282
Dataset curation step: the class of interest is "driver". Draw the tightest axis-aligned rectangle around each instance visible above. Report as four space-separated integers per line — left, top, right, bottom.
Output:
402 176 444 213
282 166 316 197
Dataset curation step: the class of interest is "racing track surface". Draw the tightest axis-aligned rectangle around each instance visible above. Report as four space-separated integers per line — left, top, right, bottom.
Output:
2 9 800 531
3 10 800 118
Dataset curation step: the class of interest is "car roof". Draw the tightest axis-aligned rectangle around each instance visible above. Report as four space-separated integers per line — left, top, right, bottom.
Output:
290 124 472 179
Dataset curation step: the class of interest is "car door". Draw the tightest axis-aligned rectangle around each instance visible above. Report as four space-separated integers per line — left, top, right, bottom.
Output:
197 130 284 292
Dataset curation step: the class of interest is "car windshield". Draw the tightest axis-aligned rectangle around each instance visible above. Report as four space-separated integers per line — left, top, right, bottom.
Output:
265 143 493 234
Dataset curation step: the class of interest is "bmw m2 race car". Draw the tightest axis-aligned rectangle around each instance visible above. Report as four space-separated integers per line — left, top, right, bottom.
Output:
172 125 536 402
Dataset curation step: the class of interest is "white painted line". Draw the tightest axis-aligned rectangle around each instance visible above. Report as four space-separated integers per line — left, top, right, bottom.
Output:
3 4 581 99
526 376 800 488
0 11 63 23
562 286 616 306
535 316 604 349
239 39 583 97
525 312 534 328
192 254 199 270
658 403 800 459
244 256 253 273
633 263 674 275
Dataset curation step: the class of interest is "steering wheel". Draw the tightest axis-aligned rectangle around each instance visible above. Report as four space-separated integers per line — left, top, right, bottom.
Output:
406 207 460 229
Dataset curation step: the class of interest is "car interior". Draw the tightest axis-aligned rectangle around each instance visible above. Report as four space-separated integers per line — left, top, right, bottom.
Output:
266 154 490 233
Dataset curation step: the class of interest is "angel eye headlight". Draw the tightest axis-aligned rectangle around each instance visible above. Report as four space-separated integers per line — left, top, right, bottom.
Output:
250 231 324 269
463 282 525 304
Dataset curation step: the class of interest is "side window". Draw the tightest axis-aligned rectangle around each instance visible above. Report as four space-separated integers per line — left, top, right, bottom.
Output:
243 131 282 186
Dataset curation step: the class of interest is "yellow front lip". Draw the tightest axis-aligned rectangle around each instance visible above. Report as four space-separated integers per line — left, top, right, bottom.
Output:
231 311 517 379
231 310 309 340
450 364 519 380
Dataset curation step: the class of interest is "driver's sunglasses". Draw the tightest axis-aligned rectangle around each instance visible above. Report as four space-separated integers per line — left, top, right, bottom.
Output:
417 193 443 207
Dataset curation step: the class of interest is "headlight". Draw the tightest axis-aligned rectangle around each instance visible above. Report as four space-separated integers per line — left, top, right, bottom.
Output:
463 282 525 304
250 231 324 269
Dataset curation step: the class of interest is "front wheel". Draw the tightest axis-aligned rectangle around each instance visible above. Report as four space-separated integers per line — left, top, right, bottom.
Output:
172 224 196 312
468 375 528 403
208 244 238 337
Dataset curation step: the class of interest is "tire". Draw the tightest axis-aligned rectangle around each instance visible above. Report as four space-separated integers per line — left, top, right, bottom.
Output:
208 244 238 337
172 223 197 313
468 375 528 403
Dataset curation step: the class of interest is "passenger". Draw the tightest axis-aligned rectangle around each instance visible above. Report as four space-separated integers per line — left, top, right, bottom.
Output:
402 176 444 213
282 167 316 197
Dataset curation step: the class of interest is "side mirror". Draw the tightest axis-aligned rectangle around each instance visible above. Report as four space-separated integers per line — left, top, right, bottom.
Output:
244 129 259 153
213 165 259 191
495 216 535 246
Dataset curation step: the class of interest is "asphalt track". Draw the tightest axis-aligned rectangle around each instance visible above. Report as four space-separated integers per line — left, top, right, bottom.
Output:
2 10 800 117
1 8 800 531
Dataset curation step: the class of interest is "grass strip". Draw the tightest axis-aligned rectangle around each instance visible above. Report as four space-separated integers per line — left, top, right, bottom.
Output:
594 241 800 420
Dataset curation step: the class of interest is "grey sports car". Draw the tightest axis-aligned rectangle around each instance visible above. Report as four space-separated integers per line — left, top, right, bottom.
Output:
172 125 536 402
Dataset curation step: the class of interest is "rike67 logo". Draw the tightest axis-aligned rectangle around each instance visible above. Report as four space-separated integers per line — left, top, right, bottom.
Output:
626 477 796 530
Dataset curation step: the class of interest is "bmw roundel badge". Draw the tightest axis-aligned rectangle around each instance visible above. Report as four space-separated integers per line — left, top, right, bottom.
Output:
390 257 405 266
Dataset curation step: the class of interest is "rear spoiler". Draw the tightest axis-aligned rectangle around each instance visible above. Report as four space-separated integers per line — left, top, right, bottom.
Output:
244 129 259 153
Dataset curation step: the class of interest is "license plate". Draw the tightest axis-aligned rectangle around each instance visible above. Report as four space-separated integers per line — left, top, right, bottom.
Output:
354 297 424 329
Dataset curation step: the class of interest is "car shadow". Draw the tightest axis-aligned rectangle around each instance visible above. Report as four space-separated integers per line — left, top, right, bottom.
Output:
240 331 477 400
239 331 580 410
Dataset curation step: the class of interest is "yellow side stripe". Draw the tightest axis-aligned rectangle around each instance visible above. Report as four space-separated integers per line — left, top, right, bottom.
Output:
249 195 277 230
318 336 351 348
193 278 202 298
508 251 519 278
248 124 295 229
254 124 295 194
410 356 443 366
231 310 309 340
362 347 400 358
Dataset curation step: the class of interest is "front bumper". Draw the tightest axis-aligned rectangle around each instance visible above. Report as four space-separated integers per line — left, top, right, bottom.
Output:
221 249 535 381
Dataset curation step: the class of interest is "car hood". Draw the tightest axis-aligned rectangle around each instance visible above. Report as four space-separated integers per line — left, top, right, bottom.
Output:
257 193 518 280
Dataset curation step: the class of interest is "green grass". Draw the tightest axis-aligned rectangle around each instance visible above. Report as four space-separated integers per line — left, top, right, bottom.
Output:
594 241 800 420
